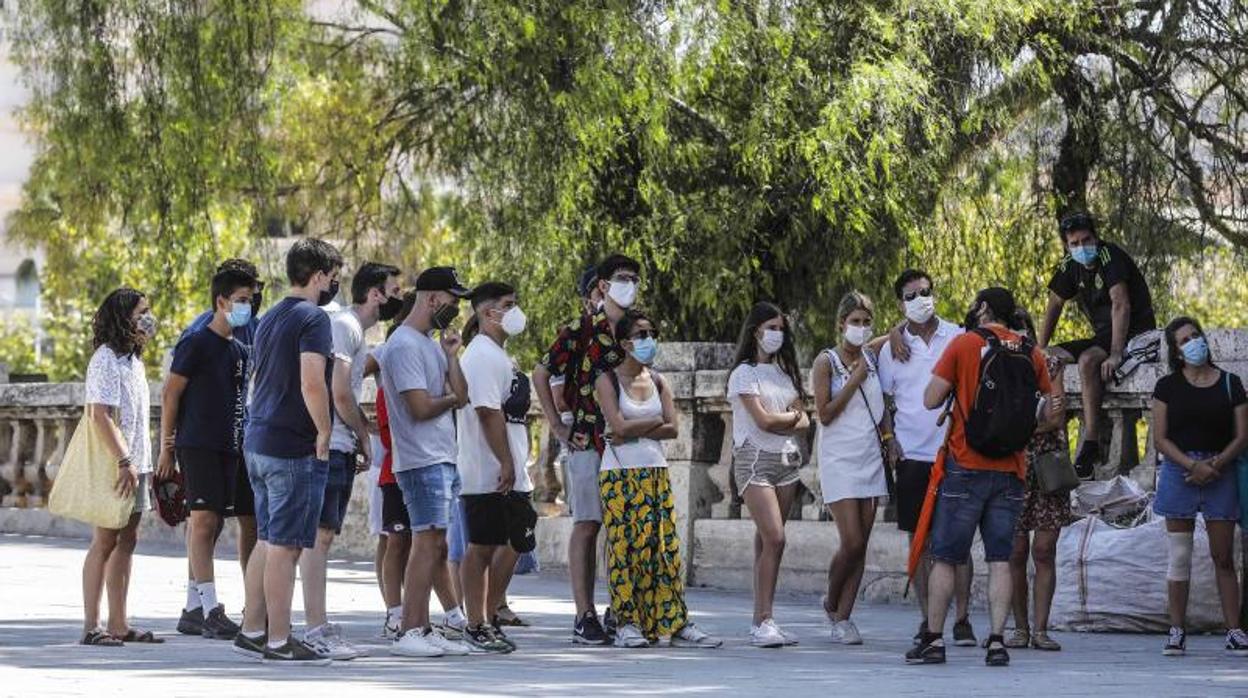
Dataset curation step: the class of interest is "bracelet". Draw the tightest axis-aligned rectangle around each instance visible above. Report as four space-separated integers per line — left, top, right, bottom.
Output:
117 456 132 469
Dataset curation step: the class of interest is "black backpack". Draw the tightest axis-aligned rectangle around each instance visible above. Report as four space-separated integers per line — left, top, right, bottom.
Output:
963 328 1042 458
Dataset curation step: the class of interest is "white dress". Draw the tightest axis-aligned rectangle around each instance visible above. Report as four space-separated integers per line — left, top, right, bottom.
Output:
817 348 888 504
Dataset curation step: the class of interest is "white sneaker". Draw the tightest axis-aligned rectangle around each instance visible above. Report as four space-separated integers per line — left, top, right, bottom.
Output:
750 619 786 648
382 615 402 642
439 609 468 641
427 627 471 656
830 619 863 645
615 624 649 648
322 623 365 659
774 622 800 646
671 623 722 649
390 629 445 658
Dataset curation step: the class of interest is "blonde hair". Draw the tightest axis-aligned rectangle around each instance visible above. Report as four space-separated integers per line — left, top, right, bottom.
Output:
836 290 874 326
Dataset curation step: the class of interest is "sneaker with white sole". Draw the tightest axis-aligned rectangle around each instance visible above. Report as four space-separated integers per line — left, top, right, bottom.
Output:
773 621 800 646
750 619 786 648
830 619 863 645
428 627 472 656
615 623 649 648
1226 628 1248 655
671 623 722 649
262 638 333 665
304 623 363 660
391 629 445 658
464 624 512 654
439 610 468 641
382 615 402 642
1163 626 1186 656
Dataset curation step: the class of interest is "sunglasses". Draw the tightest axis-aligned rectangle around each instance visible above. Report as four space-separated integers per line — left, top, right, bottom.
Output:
902 287 933 302
630 329 660 340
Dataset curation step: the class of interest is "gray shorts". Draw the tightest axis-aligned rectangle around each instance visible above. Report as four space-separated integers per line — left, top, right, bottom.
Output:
566 450 603 523
732 443 801 497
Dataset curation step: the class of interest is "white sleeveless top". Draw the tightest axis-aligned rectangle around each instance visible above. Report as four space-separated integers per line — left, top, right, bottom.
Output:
601 376 668 471
817 348 888 504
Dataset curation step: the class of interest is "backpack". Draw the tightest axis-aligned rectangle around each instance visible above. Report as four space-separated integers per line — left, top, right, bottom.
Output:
963 328 1042 458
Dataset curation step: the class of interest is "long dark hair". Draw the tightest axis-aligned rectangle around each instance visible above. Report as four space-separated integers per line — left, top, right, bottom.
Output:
1164 315 1211 373
731 301 806 399
92 287 147 357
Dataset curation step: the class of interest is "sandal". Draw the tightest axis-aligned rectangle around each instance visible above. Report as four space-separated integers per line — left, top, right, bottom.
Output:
118 628 165 644
1004 628 1030 649
1031 630 1062 651
81 628 124 647
493 604 530 627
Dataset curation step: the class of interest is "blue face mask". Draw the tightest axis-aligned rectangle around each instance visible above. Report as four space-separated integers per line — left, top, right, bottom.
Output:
629 337 657 365
227 301 252 328
1070 243 1099 266
1181 336 1209 366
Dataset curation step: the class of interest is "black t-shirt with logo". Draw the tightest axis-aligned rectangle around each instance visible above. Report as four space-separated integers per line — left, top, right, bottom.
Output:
1153 370 1247 453
1048 241 1156 338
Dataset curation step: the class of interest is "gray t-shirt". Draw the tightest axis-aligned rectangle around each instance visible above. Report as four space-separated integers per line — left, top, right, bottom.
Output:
329 308 369 453
374 324 457 471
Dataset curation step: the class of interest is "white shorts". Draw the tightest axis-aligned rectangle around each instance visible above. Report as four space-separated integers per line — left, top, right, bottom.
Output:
367 435 385 537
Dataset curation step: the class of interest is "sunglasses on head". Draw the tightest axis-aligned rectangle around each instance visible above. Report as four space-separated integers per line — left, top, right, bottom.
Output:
631 329 660 340
903 287 933 302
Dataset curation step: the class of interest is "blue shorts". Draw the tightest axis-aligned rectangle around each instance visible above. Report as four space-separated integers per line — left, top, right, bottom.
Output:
448 496 468 563
1154 453 1240 521
320 451 356 534
245 451 328 549
929 456 1024 564
395 463 461 533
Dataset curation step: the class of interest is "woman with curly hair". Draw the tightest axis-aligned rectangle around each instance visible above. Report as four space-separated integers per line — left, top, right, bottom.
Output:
80 287 161 646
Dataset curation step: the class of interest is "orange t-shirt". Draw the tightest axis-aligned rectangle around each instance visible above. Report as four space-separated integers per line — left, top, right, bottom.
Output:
932 325 1053 478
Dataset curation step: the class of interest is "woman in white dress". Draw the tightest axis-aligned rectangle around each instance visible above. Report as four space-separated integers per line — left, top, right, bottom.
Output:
812 291 894 645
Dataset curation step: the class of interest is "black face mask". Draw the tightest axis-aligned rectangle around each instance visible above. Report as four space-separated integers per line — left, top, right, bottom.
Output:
317 279 340 307
378 295 403 322
433 302 460 330
251 290 264 317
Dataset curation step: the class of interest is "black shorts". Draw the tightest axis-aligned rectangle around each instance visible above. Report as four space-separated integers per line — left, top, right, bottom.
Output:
462 493 509 546
895 459 934 533
178 448 240 516
380 483 410 534
1056 333 1112 360
232 454 255 517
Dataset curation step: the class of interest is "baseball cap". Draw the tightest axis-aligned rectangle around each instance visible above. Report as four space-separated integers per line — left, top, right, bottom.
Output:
576 265 599 299
154 470 188 527
505 493 538 553
414 266 472 298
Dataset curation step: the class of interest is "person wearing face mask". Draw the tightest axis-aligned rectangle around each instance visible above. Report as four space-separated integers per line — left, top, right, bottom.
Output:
1039 212 1156 478
811 292 892 645
289 262 403 660
78 288 158 647
592 309 722 649
158 268 256 642
236 238 343 664
175 258 265 580
373 265 474 659
452 282 539 653
876 269 976 648
1151 316 1248 656
726 302 810 648
532 255 633 645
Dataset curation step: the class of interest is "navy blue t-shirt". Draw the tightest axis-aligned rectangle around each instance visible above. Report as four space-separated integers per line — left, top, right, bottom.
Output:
244 297 333 458
170 327 248 453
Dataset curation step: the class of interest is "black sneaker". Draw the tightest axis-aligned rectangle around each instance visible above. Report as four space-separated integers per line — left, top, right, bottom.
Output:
1163 626 1186 656
905 634 946 665
464 624 512 654
232 632 267 661
262 638 333 665
1074 441 1100 480
573 610 612 646
1226 629 1248 654
490 624 518 652
177 606 205 636
953 616 977 647
202 605 241 640
912 619 928 646
603 607 618 639
985 634 1010 666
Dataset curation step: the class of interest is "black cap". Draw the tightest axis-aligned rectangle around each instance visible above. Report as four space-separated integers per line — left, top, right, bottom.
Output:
576 265 598 298
975 286 1017 324
596 254 640 284
414 266 472 298
505 493 538 553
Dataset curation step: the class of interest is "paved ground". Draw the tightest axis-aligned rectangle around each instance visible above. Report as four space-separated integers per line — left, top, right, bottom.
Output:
1 533 1246 697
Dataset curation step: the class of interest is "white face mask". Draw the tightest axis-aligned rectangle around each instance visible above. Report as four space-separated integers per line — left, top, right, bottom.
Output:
759 329 784 355
607 280 637 309
844 324 873 347
904 295 935 324
499 306 527 336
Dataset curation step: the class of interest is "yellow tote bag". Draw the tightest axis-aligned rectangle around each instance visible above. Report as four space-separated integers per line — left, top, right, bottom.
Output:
48 412 135 529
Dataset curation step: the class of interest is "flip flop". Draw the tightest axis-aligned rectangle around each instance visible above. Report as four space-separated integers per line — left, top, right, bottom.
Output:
118 628 165 644
81 629 124 647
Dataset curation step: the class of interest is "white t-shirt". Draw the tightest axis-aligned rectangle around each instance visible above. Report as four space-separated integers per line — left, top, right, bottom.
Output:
457 335 533 495
84 345 152 473
726 362 800 455
329 308 370 453
877 318 963 462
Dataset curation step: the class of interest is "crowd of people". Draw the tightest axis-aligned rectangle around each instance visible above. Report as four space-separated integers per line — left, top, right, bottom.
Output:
72 212 1248 666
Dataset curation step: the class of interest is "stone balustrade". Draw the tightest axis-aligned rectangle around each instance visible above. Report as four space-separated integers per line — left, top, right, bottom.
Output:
4 331 1247 594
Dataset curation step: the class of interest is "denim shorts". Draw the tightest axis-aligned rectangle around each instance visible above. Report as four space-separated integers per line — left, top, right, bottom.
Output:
319 451 357 534
447 496 468 563
395 463 461 533
929 456 1024 564
1153 453 1240 521
245 451 328 549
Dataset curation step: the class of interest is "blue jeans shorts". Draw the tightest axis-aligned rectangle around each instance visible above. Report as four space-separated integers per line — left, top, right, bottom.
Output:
929 456 1024 564
320 450 357 534
395 463 461 533
1153 452 1240 521
447 496 468 563
245 451 328 549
